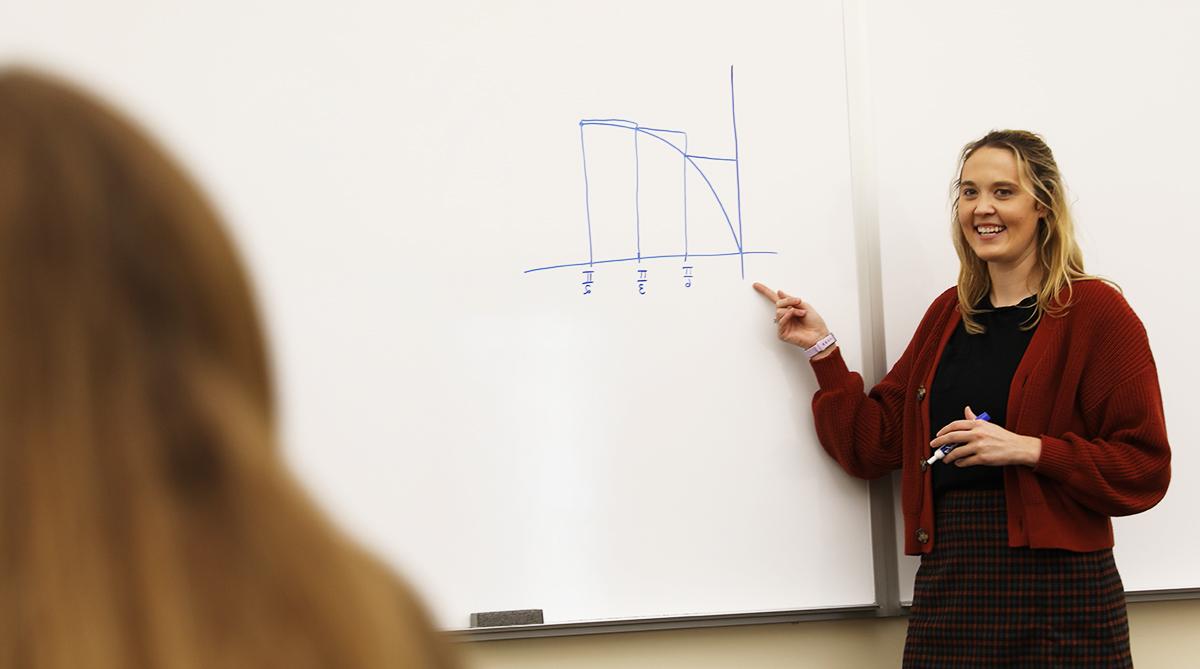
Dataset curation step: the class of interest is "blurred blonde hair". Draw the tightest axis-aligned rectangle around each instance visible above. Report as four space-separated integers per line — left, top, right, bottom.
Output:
0 68 457 668
950 129 1102 333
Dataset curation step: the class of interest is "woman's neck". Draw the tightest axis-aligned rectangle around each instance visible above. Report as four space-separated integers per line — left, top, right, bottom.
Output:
987 252 1041 307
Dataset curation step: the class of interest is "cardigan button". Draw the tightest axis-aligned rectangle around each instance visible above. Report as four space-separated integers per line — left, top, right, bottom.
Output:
916 528 929 544
916 385 926 401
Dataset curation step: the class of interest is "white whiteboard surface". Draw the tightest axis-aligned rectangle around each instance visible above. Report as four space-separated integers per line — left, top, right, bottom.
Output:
1 1 879 627
862 0 1200 602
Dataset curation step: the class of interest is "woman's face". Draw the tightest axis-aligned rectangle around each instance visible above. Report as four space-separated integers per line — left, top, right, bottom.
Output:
956 146 1045 269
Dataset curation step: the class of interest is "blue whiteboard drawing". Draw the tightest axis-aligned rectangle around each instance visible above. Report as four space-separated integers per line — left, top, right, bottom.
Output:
526 67 776 283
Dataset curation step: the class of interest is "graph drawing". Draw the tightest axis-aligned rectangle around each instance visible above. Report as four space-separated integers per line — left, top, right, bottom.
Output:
526 67 776 285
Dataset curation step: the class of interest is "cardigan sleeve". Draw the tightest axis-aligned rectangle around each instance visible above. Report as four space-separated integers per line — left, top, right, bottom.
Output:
808 336 914 480
1033 285 1171 516
1035 364 1171 516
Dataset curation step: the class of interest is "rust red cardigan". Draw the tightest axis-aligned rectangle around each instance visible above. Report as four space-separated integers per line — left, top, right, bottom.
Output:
809 280 1171 554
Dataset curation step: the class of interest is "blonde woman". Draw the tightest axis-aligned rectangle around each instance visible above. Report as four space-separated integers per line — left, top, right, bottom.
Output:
0 69 459 668
755 130 1169 667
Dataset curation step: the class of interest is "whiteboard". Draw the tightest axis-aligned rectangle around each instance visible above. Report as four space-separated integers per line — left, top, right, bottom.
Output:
1 0 879 627
861 0 1200 601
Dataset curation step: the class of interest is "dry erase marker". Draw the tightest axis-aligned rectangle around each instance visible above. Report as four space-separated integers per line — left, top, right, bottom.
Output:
925 412 991 466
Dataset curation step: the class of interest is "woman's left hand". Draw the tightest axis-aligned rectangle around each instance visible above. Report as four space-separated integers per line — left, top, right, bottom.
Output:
932 406 1043 467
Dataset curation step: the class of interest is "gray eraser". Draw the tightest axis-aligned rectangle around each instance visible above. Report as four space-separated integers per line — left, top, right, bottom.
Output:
470 609 545 627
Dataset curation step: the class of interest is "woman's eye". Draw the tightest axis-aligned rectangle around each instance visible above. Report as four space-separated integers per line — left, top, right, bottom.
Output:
962 188 977 197
995 189 1012 197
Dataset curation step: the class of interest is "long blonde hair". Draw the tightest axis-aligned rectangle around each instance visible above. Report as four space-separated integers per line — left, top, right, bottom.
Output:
951 129 1097 333
0 68 457 668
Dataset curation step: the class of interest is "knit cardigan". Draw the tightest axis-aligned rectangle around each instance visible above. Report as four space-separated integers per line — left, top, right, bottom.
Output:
809 280 1171 555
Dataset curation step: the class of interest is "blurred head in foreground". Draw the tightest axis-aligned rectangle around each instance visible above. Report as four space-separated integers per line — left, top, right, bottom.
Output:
0 68 456 668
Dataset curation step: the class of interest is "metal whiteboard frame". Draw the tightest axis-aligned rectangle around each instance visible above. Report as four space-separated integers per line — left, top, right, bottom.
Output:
458 1 903 640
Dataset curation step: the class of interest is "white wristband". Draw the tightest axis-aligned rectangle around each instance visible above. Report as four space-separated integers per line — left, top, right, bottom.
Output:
805 332 837 360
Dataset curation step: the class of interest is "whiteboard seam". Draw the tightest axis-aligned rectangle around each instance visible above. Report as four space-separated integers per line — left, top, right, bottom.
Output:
840 0 900 617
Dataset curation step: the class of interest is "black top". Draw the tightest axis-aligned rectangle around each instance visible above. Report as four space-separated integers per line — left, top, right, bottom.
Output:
929 294 1038 497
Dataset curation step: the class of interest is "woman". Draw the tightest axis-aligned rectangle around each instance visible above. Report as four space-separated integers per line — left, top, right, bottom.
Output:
755 130 1170 667
0 69 458 668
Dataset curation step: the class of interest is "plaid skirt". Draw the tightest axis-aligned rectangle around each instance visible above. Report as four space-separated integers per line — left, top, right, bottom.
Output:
904 489 1132 668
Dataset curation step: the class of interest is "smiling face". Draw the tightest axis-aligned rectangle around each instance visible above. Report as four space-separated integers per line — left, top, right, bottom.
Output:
956 146 1046 271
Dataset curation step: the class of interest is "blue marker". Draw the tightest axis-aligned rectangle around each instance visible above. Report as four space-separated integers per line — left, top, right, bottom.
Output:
925 412 991 467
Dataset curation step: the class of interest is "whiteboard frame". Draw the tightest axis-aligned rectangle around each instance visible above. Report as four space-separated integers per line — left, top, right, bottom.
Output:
458 0 906 639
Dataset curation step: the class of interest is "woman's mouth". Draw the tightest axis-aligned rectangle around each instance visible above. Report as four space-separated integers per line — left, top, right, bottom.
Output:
975 224 1006 239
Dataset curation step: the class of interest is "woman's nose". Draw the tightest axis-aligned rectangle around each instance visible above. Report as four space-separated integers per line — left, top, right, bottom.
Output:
973 197 996 215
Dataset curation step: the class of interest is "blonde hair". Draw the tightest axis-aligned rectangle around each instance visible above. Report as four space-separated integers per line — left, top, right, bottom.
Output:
951 129 1099 334
0 68 458 668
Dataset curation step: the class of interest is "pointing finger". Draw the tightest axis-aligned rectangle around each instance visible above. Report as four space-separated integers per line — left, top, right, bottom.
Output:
753 282 777 302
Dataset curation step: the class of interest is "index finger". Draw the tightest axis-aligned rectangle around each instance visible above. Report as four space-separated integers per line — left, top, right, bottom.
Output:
935 419 979 438
752 282 777 302
930 429 974 449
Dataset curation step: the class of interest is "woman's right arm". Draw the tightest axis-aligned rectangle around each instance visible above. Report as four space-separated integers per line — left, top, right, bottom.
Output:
754 283 911 479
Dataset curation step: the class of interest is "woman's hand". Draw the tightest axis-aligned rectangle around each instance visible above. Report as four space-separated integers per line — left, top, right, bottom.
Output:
933 406 1043 467
752 282 834 356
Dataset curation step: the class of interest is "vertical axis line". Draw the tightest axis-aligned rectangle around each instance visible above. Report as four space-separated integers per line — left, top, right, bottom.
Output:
683 133 689 261
634 124 642 264
731 65 745 279
579 123 595 267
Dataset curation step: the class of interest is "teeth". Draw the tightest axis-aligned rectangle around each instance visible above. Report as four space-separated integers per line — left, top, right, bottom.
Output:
976 225 1005 234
